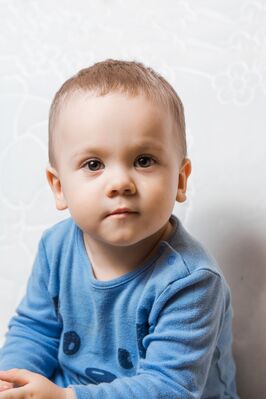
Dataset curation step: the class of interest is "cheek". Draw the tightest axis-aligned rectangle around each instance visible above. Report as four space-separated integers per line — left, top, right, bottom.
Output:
140 176 176 213
61 176 94 206
144 173 176 197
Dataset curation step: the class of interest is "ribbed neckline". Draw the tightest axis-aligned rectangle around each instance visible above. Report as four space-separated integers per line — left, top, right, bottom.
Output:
75 214 179 289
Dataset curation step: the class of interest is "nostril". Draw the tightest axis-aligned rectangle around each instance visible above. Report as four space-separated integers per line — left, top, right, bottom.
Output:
108 183 136 195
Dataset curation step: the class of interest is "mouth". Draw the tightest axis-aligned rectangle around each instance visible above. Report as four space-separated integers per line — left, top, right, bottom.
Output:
107 208 139 218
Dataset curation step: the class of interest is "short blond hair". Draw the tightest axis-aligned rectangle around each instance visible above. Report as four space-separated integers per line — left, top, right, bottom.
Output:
48 59 187 166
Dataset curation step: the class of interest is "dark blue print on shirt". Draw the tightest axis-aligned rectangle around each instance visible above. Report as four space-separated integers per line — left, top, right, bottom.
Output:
52 295 63 324
136 321 149 358
63 331 81 355
118 348 133 369
167 255 177 265
84 368 117 384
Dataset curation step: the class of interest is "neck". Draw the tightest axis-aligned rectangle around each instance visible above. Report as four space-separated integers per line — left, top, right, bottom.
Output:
83 220 173 281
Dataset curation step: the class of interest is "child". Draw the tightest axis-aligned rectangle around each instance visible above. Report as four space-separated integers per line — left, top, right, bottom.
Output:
0 59 239 398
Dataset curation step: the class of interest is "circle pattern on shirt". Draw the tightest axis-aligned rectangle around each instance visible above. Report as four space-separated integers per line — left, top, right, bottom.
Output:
85 368 117 384
63 331 81 355
52 295 63 324
118 348 134 369
167 255 176 265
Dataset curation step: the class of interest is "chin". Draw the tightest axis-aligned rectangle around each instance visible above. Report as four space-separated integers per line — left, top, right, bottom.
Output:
108 239 138 247
104 234 142 247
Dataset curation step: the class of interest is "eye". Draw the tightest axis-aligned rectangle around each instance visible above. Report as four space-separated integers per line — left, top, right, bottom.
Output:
83 159 104 171
135 155 156 168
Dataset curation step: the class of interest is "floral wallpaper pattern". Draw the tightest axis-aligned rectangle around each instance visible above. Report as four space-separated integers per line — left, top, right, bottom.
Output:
0 1 265 397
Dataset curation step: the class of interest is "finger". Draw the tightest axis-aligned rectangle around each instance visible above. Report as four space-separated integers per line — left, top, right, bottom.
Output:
0 386 25 398
0 383 13 391
0 386 12 392
0 369 30 386
0 380 14 387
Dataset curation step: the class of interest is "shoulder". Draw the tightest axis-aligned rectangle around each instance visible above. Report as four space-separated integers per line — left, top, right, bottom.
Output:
33 217 80 290
39 217 78 259
174 215 222 273
42 217 75 240
148 215 231 307
158 214 225 279
145 217 231 327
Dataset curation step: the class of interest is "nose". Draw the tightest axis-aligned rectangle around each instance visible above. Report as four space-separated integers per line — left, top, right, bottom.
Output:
105 168 137 197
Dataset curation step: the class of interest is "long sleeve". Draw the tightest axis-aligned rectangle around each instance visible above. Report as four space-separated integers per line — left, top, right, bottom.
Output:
0 238 61 377
69 270 225 399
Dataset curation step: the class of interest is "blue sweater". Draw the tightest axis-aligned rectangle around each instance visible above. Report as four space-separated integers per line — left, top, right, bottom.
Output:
0 214 238 398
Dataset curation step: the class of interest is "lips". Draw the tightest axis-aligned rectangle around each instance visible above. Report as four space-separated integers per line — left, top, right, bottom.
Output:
108 208 137 216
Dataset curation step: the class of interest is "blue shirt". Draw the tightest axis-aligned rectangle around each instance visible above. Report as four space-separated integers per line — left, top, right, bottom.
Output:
0 214 239 398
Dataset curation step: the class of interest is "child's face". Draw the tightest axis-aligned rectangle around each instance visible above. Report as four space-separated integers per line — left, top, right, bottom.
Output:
47 91 191 247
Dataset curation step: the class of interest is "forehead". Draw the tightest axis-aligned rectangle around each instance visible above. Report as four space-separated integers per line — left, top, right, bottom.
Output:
55 91 177 157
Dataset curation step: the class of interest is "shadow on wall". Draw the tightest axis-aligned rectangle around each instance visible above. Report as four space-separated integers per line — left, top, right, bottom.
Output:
226 231 266 399
197 207 266 399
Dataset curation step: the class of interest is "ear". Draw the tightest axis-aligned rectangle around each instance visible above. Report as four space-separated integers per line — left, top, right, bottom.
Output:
176 158 192 203
46 165 68 210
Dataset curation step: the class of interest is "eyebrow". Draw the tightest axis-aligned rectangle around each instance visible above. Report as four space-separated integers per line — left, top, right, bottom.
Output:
72 141 164 159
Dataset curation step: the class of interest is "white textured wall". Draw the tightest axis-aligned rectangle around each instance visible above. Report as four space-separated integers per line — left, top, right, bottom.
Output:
0 1 265 397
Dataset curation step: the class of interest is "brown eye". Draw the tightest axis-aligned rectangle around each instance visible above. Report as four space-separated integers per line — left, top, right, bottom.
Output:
84 159 104 171
135 156 155 168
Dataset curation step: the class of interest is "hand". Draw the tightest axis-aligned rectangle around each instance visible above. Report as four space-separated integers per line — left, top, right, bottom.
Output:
0 379 14 392
0 369 75 399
